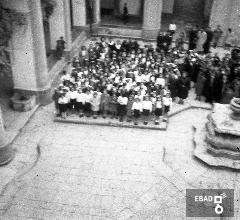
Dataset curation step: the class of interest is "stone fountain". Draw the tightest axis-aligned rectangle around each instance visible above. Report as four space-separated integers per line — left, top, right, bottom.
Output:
194 98 240 170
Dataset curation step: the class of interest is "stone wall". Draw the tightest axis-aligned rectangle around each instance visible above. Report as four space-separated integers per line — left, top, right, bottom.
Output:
210 0 240 46
228 0 240 37
210 0 232 30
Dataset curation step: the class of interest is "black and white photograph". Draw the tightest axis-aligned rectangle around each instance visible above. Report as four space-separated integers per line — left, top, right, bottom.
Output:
0 0 240 219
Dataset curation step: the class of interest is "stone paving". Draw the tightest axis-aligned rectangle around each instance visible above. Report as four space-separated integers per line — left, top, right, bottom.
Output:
1 101 240 219
0 40 236 219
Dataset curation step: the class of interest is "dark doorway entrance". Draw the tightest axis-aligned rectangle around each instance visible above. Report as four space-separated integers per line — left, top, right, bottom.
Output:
173 0 205 24
101 0 115 16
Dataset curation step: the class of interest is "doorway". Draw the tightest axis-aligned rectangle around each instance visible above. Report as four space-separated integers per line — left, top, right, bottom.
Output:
100 0 144 28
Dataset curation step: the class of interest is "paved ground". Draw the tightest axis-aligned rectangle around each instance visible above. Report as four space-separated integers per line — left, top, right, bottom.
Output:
0 38 236 219
1 101 240 219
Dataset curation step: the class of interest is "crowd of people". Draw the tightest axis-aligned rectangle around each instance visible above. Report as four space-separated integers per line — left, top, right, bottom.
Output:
187 25 238 53
53 30 240 125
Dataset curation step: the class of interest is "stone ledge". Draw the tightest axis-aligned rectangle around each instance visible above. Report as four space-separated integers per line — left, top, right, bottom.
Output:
92 33 144 41
193 125 240 170
54 116 167 131
168 105 191 118
205 121 240 151
53 102 211 131
210 103 240 136
206 144 240 160
168 102 212 118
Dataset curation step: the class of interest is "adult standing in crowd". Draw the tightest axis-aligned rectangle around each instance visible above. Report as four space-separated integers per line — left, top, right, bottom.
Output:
175 32 185 51
213 25 223 48
189 25 199 50
157 32 164 52
177 72 190 104
224 28 237 50
203 27 213 54
56 36 66 60
196 28 207 53
157 32 172 54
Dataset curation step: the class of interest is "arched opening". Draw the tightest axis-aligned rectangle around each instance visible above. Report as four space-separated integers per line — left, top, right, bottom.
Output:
161 0 214 32
100 0 144 28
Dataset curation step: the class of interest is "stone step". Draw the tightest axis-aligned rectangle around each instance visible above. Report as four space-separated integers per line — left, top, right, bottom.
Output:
54 115 167 131
97 26 143 39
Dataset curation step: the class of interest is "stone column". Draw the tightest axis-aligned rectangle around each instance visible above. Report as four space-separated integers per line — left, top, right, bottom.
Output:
142 0 163 40
0 107 14 166
29 0 50 102
93 0 101 24
63 0 72 60
71 0 87 27
49 0 72 54
9 0 51 105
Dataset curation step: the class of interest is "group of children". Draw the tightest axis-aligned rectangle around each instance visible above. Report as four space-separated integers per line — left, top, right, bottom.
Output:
53 37 188 125
55 79 172 125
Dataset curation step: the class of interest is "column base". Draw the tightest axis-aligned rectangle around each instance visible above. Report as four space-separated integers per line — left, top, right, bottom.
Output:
92 22 100 35
0 143 15 166
13 87 52 107
142 28 160 40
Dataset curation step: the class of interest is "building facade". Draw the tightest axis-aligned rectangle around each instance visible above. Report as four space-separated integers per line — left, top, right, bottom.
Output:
1 0 240 164
1 0 240 105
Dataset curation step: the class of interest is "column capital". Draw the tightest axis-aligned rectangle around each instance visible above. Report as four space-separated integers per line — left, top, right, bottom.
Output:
93 0 101 24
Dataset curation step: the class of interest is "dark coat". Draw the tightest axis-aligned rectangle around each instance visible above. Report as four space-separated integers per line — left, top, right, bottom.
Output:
178 76 190 99
202 73 213 103
191 62 201 83
203 30 213 53
212 74 223 103
168 77 178 98
221 87 235 104
189 29 198 50
183 57 193 75
195 72 206 97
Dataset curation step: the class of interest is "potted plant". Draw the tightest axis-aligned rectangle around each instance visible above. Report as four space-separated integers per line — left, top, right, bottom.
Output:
10 92 36 112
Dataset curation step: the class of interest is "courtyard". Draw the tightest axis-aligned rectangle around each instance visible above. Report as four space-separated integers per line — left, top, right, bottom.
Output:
1 0 240 219
0 102 240 219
